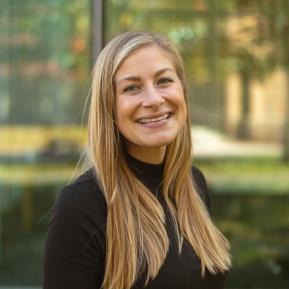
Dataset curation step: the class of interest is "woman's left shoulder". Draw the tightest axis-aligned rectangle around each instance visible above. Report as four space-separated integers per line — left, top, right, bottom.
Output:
191 165 212 215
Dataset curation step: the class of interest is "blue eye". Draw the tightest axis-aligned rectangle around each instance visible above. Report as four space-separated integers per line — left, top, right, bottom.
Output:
157 78 173 85
123 85 139 93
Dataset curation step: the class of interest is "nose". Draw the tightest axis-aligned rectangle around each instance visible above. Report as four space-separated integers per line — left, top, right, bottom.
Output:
142 84 165 108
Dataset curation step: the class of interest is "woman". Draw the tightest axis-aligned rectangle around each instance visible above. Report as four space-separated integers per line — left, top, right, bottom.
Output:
44 31 231 289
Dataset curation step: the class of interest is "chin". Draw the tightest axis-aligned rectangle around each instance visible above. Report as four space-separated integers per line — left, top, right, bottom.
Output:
141 136 177 147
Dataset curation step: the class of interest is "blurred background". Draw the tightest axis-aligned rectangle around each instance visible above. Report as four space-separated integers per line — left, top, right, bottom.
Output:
0 0 289 288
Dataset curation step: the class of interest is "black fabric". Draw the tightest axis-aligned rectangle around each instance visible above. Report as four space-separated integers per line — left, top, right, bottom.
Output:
43 156 228 289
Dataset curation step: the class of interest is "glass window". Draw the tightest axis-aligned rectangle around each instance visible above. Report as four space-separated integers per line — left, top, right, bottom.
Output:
1 0 289 287
104 1 289 288
0 0 91 286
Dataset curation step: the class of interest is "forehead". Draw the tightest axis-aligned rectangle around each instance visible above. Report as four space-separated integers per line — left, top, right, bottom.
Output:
115 45 175 80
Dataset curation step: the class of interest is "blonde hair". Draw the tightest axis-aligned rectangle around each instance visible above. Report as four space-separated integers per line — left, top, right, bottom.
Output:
88 31 231 289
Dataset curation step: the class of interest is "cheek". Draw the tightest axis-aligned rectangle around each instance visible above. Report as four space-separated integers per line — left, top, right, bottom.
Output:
115 97 129 124
115 96 138 129
115 106 128 140
174 88 187 114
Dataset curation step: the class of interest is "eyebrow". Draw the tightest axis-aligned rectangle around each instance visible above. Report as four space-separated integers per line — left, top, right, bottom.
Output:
116 67 175 86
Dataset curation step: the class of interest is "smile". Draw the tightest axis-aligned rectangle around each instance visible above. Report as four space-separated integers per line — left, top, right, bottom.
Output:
137 113 171 124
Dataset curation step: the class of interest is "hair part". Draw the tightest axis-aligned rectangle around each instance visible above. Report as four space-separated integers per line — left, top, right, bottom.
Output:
88 31 231 289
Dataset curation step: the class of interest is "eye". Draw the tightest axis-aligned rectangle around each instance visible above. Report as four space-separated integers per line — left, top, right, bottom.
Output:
123 85 140 93
157 77 174 85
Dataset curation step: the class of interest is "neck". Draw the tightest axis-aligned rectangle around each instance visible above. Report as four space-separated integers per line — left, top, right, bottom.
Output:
126 145 166 164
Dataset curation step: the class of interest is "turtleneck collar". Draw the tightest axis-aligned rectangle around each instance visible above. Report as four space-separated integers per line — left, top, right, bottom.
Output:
125 153 164 195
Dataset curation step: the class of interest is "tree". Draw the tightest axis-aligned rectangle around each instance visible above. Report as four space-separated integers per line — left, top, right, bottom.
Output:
0 0 91 124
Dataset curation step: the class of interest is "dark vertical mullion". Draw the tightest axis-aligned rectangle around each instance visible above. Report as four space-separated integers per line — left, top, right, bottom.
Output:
8 0 13 124
91 0 104 66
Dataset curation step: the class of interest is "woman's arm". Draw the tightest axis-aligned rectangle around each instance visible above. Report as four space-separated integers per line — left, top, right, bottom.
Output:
43 173 107 289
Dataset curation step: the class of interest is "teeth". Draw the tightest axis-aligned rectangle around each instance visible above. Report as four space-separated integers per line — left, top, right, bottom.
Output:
139 113 169 124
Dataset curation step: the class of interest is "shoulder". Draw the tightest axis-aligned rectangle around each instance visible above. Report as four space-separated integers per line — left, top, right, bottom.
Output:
191 165 212 215
44 169 107 287
191 165 208 193
52 167 107 225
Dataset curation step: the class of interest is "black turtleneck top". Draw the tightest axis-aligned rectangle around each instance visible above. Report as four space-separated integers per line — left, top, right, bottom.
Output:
43 155 228 289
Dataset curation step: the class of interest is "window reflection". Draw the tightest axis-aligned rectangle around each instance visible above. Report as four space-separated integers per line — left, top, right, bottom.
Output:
104 1 289 288
1 0 289 287
0 0 90 286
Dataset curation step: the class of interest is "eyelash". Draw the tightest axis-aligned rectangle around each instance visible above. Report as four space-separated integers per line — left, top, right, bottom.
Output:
123 85 139 93
122 78 174 93
158 77 173 84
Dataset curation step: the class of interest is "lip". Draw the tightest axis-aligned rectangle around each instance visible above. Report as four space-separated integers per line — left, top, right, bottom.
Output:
135 112 173 128
135 112 172 123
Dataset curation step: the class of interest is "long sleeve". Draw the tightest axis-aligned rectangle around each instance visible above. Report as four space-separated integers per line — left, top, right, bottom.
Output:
43 171 107 289
43 164 227 289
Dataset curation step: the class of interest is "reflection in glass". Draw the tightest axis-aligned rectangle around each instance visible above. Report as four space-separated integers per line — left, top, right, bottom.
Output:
0 0 90 286
104 0 289 288
1 0 289 287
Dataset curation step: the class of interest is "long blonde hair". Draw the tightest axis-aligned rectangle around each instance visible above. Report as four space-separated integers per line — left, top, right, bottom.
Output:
88 31 231 289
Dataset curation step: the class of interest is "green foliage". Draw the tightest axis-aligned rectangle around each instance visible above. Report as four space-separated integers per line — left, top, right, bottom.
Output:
0 0 91 124
106 0 289 81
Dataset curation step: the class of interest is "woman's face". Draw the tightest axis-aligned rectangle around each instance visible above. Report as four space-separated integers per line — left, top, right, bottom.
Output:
115 44 187 162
